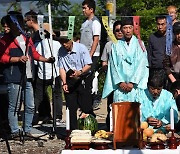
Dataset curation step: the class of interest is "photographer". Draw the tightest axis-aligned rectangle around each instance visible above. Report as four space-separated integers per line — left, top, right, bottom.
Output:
33 23 63 125
0 11 54 139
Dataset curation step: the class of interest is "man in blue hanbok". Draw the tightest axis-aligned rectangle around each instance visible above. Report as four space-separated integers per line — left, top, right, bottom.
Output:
136 69 178 131
102 18 149 102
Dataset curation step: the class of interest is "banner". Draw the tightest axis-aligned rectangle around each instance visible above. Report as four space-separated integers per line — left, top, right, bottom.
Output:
67 16 75 40
133 16 146 52
102 16 117 43
166 15 173 56
37 15 45 40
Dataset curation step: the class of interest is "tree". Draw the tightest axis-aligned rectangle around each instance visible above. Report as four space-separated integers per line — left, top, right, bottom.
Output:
37 0 72 30
116 0 180 44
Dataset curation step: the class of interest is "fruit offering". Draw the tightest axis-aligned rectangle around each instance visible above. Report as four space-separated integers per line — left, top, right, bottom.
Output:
95 130 109 139
150 133 167 143
140 121 148 130
141 121 154 141
77 114 98 135
143 128 154 137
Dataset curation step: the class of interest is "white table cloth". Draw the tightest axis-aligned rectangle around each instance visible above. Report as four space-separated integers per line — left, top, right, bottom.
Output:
61 147 180 154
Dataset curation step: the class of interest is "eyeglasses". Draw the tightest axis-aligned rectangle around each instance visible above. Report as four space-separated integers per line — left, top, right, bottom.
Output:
115 29 121 33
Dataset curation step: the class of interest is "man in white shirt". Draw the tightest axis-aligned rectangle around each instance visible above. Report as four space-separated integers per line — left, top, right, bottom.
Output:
80 0 101 108
34 24 63 125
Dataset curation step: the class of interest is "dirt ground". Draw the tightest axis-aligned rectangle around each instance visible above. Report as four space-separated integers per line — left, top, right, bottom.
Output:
0 99 107 154
0 139 65 154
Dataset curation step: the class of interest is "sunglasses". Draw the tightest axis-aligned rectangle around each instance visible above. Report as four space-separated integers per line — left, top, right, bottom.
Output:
115 29 121 33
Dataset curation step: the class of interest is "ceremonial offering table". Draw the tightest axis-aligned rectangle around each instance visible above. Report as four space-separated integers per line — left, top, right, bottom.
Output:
61 147 180 154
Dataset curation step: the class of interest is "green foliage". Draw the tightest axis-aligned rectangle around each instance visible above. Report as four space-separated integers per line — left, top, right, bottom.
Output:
96 0 106 16
47 86 52 101
115 0 180 45
98 71 106 94
69 3 85 37
135 6 166 45
40 0 180 95
37 0 71 30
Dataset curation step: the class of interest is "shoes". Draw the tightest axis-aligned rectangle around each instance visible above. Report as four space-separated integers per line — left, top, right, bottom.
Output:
8 132 20 140
8 131 35 141
42 116 53 124
56 119 65 126
33 116 52 125
24 132 34 141
93 101 101 110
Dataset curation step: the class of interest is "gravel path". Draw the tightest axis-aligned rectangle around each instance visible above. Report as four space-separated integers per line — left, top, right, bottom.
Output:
0 139 65 154
0 99 107 154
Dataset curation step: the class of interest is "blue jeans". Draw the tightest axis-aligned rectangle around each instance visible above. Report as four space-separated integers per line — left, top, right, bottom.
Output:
7 82 34 133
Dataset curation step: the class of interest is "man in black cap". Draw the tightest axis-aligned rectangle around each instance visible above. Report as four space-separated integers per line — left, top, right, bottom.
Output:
102 17 149 103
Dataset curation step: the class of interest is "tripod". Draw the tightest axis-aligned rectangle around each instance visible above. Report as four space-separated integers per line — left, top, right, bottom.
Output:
32 37 60 139
0 90 11 154
13 36 47 143
0 124 12 154
46 38 61 138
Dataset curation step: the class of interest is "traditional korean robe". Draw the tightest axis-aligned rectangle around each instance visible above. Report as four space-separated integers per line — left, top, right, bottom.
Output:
136 89 178 126
102 35 149 102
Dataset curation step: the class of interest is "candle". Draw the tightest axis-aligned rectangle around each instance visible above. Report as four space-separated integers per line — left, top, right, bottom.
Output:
110 105 113 132
170 107 174 130
66 107 70 130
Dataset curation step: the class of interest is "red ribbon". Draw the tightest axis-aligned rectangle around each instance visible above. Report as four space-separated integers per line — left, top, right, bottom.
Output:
133 16 146 52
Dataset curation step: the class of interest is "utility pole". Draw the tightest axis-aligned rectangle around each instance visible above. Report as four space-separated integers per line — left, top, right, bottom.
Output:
106 0 116 36
106 0 116 17
106 0 116 29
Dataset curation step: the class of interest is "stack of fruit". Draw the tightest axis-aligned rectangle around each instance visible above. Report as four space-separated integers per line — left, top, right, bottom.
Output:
141 121 154 141
94 130 109 139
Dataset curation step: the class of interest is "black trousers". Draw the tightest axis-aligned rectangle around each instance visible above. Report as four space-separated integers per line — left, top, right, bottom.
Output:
106 92 113 131
65 75 95 130
34 76 63 119
91 56 99 72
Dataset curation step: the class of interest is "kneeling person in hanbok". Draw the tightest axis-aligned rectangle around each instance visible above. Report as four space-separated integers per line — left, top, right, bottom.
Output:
137 69 178 131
